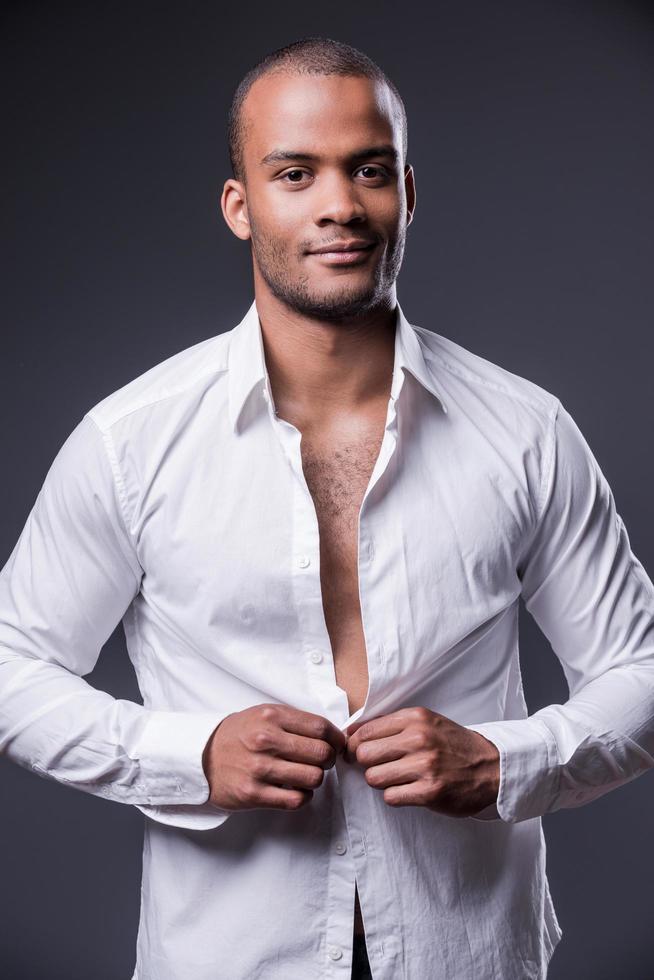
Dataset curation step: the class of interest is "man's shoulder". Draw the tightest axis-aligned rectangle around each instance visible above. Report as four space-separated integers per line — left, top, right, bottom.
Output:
413 323 559 420
86 327 233 433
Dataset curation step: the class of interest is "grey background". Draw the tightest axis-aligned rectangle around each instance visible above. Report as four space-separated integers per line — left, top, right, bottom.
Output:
2 1 653 977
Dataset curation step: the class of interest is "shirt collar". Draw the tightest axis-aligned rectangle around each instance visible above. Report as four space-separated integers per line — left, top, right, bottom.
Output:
227 297 448 433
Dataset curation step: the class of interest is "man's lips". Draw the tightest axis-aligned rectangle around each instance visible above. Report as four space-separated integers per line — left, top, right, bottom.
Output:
307 242 377 265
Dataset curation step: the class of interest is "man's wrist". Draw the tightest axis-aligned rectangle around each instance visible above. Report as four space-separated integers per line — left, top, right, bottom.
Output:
202 714 234 781
476 732 501 804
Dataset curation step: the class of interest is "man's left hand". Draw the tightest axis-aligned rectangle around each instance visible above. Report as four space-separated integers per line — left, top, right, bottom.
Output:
344 707 500 818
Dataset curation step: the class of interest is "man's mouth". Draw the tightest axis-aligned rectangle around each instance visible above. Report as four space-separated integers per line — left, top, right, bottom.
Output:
307 242 377 265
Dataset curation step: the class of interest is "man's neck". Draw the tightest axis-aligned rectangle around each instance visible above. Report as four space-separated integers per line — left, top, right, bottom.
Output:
254 290 398 424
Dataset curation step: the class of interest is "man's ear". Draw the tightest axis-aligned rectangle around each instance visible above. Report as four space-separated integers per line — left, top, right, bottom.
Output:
221 178 251 241
404 164 416 227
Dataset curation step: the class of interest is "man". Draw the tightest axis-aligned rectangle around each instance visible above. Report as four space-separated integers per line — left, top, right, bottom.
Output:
1 34 653 980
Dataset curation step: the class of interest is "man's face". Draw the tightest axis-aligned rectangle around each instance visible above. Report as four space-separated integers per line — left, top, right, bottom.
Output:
228 72 414 321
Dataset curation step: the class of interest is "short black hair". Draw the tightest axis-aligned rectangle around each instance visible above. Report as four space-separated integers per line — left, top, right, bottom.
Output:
227 36 408 185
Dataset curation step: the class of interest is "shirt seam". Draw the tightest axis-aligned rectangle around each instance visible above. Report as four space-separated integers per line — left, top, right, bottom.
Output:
419 335 557 414
84 413 143 589
88 364 230 431
535 398 561 522
516 396 561 577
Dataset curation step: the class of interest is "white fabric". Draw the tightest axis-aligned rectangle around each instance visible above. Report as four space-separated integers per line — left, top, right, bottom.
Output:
2 298 653 979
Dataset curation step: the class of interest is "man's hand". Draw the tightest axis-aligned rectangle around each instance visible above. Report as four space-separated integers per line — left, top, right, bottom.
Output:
344 707 500 818
202 703 347 812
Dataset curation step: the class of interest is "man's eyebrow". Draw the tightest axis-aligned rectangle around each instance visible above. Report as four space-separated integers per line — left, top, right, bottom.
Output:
259 144 400 167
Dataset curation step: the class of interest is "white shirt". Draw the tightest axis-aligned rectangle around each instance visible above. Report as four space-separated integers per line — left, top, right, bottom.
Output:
2 298 654 980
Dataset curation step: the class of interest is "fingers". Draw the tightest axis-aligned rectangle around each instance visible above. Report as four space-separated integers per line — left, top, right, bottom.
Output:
360 756 428 789
273 705 348 756
238 755 324 812
253 756 326 792
346 711 410 758
207 705 348 813
252 783 314 811
268 729 342 769
345 731 410 766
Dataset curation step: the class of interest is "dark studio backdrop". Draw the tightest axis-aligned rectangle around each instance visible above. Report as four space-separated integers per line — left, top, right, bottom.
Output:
2 1 654 977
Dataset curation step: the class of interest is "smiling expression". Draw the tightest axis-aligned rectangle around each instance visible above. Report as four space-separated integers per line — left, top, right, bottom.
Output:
223 72 416 321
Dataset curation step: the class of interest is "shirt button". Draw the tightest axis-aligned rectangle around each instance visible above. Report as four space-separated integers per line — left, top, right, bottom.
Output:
309 650 323 664
298 555 310 568
335 841 347 854
328 946 343 961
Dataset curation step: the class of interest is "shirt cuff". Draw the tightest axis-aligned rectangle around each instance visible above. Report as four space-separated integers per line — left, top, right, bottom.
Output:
132 709 226 804
466 718 559 823
468 800 501 821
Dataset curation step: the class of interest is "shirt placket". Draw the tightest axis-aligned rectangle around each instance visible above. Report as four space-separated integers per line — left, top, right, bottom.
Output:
336 392 405 980
263 376 405 977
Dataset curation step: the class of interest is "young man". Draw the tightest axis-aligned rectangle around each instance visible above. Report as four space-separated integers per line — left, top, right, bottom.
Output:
2 36 653 980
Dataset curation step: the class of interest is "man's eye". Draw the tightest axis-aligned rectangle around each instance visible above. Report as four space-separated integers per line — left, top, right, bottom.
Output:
281 170 308 183
357 166 386 179
279 166 388 184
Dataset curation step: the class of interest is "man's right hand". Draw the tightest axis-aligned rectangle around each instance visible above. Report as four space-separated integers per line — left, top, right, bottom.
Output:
201 703 348 812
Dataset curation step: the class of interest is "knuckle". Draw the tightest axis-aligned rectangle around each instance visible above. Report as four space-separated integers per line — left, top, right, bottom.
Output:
409 730 427 751
250 756 269 780
238 777 258 804
429 775 444 795
259 704 278 723
253 728 273 751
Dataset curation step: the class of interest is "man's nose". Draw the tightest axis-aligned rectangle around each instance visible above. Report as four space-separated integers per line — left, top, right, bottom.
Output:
313 172 367 225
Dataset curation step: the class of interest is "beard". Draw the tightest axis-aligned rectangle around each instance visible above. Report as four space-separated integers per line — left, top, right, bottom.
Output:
248 214 406 323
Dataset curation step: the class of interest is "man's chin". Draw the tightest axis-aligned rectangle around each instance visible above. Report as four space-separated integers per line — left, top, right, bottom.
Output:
289 285 381 320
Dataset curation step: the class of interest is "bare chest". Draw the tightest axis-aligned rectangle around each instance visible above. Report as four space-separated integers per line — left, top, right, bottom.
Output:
301 440 379 552
300 412 387 593
298 412 388 714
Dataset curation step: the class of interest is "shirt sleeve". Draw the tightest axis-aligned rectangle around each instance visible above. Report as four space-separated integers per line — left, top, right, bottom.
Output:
0 413 231 830
467 399 654 823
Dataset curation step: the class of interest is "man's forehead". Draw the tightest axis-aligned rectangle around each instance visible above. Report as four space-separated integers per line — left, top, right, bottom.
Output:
242 72 400 160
